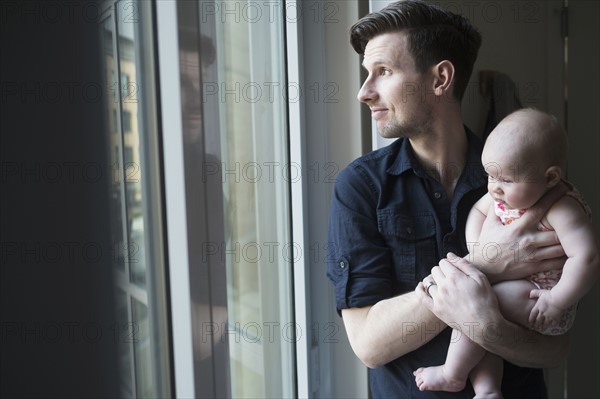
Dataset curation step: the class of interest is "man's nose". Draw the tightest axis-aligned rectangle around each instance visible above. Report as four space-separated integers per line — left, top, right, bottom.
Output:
357 79 377 103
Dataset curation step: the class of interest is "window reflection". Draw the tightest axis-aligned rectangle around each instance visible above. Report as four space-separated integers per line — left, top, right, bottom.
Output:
101 1 169 397
103 13 125 273
178 15 230 397
116 1 145 288
180 1 296 397
132 299 153 396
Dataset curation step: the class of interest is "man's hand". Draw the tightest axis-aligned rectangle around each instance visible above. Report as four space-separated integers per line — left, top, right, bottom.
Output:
417 253 570 368
471 183 568 282
416 253 500 340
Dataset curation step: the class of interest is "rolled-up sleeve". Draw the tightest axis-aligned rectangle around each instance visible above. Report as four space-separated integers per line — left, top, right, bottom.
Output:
327 164 394 312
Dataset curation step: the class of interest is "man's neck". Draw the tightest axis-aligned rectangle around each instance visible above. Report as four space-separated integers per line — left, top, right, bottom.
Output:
409 121 468 198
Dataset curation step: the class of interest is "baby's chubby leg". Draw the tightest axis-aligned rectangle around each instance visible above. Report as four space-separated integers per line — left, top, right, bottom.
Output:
492 278 539 329
470 352 503 398
414 328 486 392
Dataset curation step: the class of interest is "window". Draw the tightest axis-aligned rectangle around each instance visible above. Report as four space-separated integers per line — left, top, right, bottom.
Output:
211 5 295 396
122 110 132 132
166 1 296 396
101 1 170 397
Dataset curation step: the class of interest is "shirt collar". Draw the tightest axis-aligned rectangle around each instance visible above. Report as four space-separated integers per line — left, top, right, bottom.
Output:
386 127 487 187
386 137 418 176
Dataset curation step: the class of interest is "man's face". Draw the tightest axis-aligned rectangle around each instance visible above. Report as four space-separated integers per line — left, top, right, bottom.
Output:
357 31 433 139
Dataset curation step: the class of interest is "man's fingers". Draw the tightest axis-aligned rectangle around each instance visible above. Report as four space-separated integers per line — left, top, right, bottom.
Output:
525 244 565 263
441 253 483 278
430 265 445 281
529 231 561 250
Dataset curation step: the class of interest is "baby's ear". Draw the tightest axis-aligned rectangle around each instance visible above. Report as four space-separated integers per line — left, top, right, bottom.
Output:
544 166 562 187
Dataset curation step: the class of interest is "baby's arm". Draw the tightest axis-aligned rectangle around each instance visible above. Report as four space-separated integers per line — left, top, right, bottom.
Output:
528 196 600 329
465 194 493 248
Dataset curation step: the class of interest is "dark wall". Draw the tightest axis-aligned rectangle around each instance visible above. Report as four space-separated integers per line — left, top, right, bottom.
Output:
1 1 120 397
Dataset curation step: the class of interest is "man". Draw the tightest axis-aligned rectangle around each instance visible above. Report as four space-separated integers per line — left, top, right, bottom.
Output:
327 1 568 397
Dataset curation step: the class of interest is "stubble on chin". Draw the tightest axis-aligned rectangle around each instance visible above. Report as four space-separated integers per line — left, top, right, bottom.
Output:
378 115 433 140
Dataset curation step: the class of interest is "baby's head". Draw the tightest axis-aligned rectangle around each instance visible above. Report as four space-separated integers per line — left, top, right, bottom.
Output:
482 108 567 210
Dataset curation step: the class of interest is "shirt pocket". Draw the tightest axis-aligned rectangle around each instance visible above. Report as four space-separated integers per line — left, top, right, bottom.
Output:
376 210 436 286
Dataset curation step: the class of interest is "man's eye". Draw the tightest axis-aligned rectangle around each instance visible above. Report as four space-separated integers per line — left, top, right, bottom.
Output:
380 68 391 75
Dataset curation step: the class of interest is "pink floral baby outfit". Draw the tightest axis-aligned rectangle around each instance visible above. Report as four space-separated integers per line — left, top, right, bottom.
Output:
494 184 592 335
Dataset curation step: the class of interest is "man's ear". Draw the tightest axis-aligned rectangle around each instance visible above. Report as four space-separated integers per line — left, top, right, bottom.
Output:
432 60 455 97
545 166 562 188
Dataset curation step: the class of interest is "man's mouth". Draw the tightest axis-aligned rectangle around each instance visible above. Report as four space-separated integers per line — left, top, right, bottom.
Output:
371 107 388 119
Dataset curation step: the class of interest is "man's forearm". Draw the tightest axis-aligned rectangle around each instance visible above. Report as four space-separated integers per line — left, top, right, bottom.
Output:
472 315 569 368
342 291 445 368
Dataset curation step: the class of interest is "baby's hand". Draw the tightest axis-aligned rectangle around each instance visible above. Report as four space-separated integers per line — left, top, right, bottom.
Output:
528 289 567 332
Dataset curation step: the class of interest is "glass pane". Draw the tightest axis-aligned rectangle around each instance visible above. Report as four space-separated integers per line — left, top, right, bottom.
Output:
116 0 146 288
211 3 295 397
132 299 154 397
180 0 294 395
102 10 126 273
102 1 170 398
115 290 134 397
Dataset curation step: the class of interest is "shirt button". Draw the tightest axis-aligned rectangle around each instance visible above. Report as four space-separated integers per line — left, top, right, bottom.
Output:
434 192 442 199
339 261 346 269
406 227 413 235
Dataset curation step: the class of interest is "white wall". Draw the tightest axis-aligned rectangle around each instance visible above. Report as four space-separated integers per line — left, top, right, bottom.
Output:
325 4 370 398
299 1 369 397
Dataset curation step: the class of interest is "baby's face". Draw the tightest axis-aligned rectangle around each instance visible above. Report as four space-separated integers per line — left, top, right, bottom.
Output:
482 144 549 210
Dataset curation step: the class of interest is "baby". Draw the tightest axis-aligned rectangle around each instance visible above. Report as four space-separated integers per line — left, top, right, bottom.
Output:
414 108 599 397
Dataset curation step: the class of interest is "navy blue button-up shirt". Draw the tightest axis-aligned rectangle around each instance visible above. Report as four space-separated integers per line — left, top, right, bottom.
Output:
327 131 547 398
